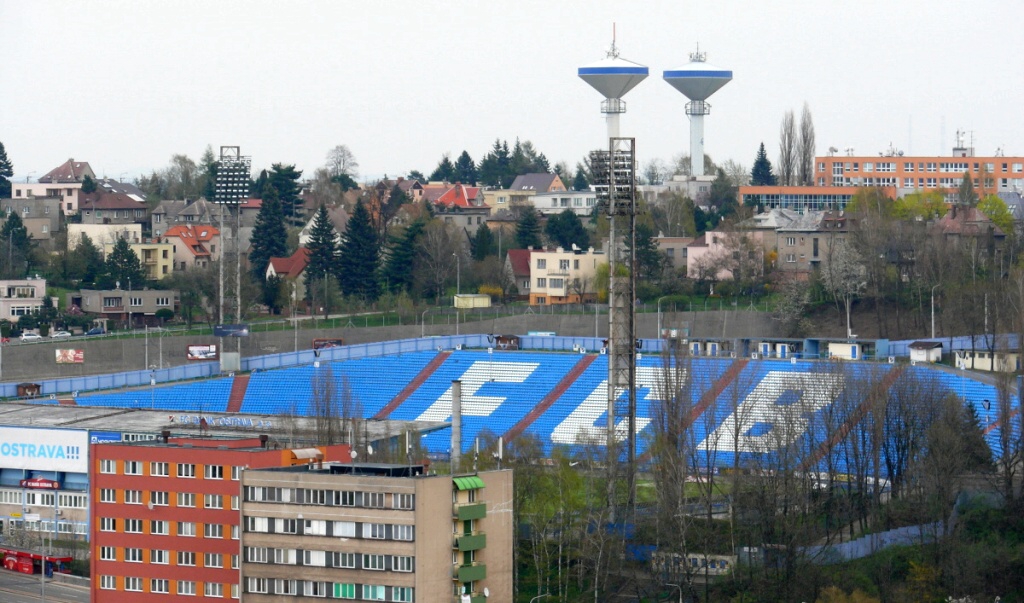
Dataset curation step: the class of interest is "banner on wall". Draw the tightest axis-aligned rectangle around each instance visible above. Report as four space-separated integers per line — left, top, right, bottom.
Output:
55 349 84 364
186 344 219 361
0 427 88 473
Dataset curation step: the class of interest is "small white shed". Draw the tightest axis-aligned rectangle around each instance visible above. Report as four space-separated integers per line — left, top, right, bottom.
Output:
908 341 942 363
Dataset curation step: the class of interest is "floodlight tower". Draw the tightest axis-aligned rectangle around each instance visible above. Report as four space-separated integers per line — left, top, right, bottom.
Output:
579 36 646 511
663 46 732 177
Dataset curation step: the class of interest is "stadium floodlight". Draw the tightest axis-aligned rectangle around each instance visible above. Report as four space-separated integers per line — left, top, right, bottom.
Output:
215 146 251 205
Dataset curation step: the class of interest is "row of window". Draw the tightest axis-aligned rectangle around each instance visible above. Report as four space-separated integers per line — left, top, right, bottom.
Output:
98 576 236 597
99 518 236 539
823 161 1024 174
246 547 413 572
99 489 237 509
0 489 87 508
99 460 238 479
535 258 579 270
244 486 413 510
246 579 412 601
8 518 88 535
99 546 238 568
244 517 413 541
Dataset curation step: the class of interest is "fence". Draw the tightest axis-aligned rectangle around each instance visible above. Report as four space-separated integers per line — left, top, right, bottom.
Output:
888 334 1020 357
804 521 944 564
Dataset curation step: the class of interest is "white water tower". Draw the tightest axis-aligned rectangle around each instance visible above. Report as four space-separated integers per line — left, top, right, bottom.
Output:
578 38 648 141
663 47 732 177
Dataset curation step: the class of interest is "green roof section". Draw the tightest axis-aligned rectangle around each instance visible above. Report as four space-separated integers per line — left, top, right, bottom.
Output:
454 475 485 491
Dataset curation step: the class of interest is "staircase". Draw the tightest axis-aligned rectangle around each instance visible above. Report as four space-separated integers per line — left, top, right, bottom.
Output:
226 374 250 413
502 354 598 443
373 351 452 419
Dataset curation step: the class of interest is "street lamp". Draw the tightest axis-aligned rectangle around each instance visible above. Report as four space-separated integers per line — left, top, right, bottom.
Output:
657 295 670 339
421 308 430 338
529 594 551 603
666 583 682 603
930 284 940 339
453 252 461 296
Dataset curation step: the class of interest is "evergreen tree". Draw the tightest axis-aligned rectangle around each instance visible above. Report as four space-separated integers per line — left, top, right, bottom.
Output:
429 155 457 182
572 166 589 191
248 184 288 281
471 223 495 261
337 200 379 301
73 234 105 285
199 145 217 200
382 220 425 294
455 151 478 184
0 212 32 278
515 208 543 249
101 238 145 289
81 174 97 194
627 223 663 280
750 142 778 186
268 163 303 220
304 204 339 313
407 170 426 184
478 139 513 188
707 168 738 218
0 141 12 198
957 172 978 206
544 209 589 250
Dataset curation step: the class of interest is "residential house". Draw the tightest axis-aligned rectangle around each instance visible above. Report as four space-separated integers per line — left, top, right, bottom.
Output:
161 225 221 271
11 158 94 215
931 205 1006 248
298 206 349 247
0 277 48 323
151 199 232 238
686 230 767 284
773 211 837 279
485 210 518 257
655 236 695 271
78 192 149 226
68 224 142 248
504 249 532 300
528 190 597 217
375 177 424 203
527 247 604 305
266 248 311 302
67 287 178 327
508 173 566 207
0 197 61 249
102 242 175 280
420 183 452 205
481 189 513 216
435 184 489 238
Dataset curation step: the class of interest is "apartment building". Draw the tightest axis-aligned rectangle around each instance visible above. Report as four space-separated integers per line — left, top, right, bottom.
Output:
102 242 175 280
90 436 351 602
528 191 597 217
67 288 178 327
11 159 94 214
0 277 48 323
240 463 513 603
527 247 604 305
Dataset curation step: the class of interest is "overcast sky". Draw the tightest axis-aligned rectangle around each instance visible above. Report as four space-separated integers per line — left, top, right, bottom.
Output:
2 0 1021 184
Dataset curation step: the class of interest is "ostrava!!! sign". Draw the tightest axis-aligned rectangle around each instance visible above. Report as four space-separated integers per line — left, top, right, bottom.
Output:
0 427 88 474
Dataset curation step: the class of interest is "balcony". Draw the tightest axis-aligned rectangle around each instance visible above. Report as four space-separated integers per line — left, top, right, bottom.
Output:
454 501 486 521
453 531 487 552
453 562 487 583
452 594 487 603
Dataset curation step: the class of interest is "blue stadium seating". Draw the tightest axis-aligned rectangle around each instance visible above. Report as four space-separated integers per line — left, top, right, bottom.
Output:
74 378 234 412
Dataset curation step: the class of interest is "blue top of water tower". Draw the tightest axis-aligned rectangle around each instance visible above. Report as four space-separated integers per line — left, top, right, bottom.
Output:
663 49 732 102
578 42 648 100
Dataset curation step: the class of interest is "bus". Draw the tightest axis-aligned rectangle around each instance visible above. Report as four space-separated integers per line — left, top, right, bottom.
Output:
0 545 73 576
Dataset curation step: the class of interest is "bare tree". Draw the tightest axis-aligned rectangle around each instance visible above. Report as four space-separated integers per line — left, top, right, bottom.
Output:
797 103 816 185
642 159 667 185
307 167 344 209
778 110 797 186
820 242 865 337
325 145 359 179
720 158 750 187
417 220 463 304
309 366 361 445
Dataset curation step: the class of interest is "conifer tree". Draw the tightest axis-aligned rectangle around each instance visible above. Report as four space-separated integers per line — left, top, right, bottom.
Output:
337 200 379 301
750 142 778 186
382 220 425 294
305 204 339 315
471 223 495 260
248 184 288 281
515 208 543 249
101 238 145 289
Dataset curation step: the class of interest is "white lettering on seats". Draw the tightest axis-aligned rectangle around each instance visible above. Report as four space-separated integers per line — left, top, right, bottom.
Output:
550 367 668 445
416 362 539 422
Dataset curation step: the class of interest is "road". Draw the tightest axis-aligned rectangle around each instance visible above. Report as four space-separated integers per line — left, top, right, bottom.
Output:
0 570 89 603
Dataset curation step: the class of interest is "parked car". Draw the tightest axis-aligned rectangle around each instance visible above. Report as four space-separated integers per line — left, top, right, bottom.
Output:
19 332 42 342
50 331 72 338
86 327 105 336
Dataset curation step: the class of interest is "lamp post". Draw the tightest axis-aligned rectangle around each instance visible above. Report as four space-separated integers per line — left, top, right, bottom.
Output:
421 308 430 338
529 594 551 603
453 252 461 296
657 295 670 339
930 284 939 339
666 583 682 603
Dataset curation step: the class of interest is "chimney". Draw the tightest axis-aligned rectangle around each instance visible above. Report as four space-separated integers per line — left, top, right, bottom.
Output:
451 380 462 473
259 434 269 448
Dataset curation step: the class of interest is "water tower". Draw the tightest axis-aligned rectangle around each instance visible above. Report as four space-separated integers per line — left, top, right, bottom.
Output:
578 39 648 141
664 47 732 177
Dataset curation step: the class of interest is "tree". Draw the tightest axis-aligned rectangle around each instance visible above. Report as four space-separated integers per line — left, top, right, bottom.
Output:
382 220 425 294
71 234 104 286
305 205 339 317
628 223 663 280
478 139 513 188
515 208 543 249
572 166 589 191
325 145 359 179
642 159 667 185
720 158 750 187
471 223 495 261
407 170 426 184
0 141 12 198
268 163 303 220
417 220 462 304
248 184 288 282
820 242 865 337
0 212 32 278
706 168 738 218
307 168 344 209
778 110 797 186
199 145 217 200
544 209 589 250
454 151 478 185
957 171 979 206
101 238 145 289
337 200 379 301
978 194 1014 234
671 153 716 177
429 154 457 183
81 174 97 194
797 103 816 185
750 142 778 186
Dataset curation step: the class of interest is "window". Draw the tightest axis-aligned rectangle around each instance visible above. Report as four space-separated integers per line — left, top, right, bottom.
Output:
336 583 356 599
150 461 169 476
333 552 356 568
152 579 169 594
204 523 223 539
393 493 414 510
231 465 242 480
559 259 570 270
785 254 796 263
177 463 195 478
536 278 546 288
550 278 564 289
204 494 223 509
204 553 223 568
247 547 269 563
305 489 328 505
304 550 326 567
177 492 195 507
247 578 268 594
273 548 296 564
303 519 327 536
334 521 356 537
367 523 387 539
124 489 142 504
100 459 116 474
204 464 223 479
392 587 414 602
100 517 116 532
99 546 116 561
231 584 239 600
129 297 143 307
178 551 196 566
125 547 143 563
155 296 170 306
362 554 385 570
785 237 796 246
100 575 115 590
151 491 169 506
177 521 196 537
232 525 239 540
125 577 143 592
394 524 414 541
245 516 269 533
178 581 196 596
231 496 239 510
364 491 385 508
151 549 169 564
362 585 385 601
275 518 297 534
151 520 169 535
304 582 328 597
100 488 115 503
275 580 298 595
536 259 546 269
393 556 414 572
232 555 239 569
125 518 143 533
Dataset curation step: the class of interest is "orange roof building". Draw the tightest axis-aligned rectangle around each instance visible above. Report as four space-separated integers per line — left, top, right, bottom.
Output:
161 224 221 271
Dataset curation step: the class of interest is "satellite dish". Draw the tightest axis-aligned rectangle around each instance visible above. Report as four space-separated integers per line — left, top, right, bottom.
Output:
147 502 154 510
350 450 358 459
367 445 374 456
483 587 490 598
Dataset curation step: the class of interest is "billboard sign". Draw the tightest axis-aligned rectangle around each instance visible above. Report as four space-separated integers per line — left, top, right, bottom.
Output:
312 338 345 350
0 428 88 473
55 349 84 364
89 431 122 444
19 478 59 490
214 324 250 337
186 344 219 361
